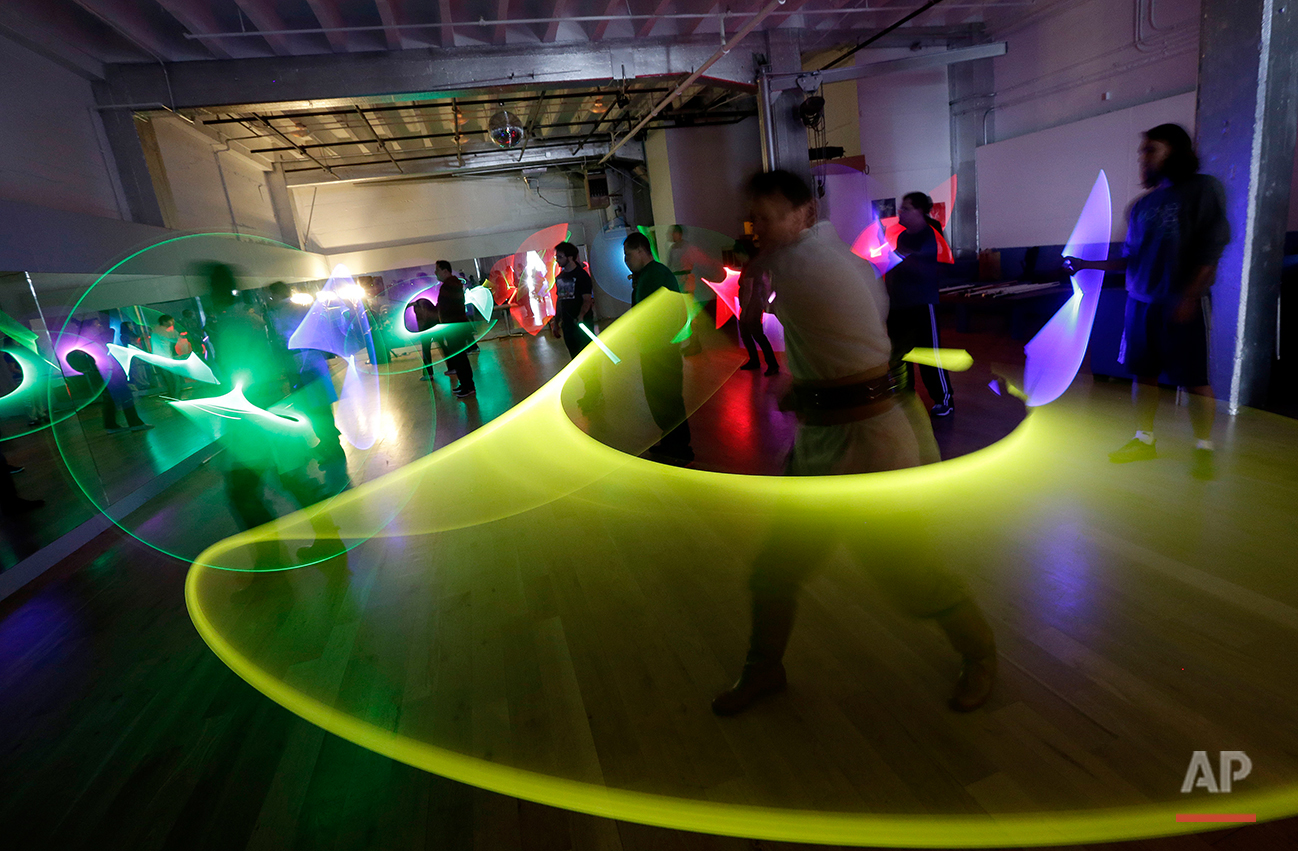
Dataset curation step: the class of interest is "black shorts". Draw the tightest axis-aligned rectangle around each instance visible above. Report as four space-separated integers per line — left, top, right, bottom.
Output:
1118 296 1210 387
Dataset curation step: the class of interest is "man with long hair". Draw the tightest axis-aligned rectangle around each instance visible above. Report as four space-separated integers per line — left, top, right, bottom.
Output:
1065 124 1230 479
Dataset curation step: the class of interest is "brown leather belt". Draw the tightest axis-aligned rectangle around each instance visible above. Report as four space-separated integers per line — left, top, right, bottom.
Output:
792 368 905 425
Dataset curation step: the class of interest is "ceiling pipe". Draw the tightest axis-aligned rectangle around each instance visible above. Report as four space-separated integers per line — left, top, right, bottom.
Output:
181 5 1030 40
599 0 788 166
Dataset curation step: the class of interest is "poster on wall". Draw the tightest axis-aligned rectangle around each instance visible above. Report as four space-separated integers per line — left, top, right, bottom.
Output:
872 198 896 219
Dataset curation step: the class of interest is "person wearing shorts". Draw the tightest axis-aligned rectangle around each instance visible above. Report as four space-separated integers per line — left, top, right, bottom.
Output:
1065 123 1230 480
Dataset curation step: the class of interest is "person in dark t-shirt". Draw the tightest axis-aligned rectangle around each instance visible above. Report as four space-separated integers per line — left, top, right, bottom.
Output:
1065 123 1230 480
553 241 596 359
885 191 954 416
624 231 692 463
433 260 476 399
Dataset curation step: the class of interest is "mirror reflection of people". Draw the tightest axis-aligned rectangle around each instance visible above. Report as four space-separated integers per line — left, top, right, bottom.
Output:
203 264 339 565
732 238 779 375
66 317 152 434
623 232 693 464
267 282 349 495
1064 124 1230 480
887 192 954 417
0 440 42 515
434 260 476 399
411 298 439 382
711 170 996 717
150 314 182 398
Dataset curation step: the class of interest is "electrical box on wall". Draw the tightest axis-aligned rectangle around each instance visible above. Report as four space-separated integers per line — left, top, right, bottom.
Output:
585 170 610 209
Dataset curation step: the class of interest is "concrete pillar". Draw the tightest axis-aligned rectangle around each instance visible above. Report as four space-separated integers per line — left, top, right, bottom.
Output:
92 82 167 228
759 31 812 185
265 164 302 250
1195 0 1298 411
948 56 994 257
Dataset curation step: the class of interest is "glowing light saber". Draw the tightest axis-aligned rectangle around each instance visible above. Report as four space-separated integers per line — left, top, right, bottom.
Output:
0 346 53 414
0 311 38 354
670 301 706 344
171 384 314 437
902 348 973 371
578 322 620 364
1022 171 1111 406
107 343 219 384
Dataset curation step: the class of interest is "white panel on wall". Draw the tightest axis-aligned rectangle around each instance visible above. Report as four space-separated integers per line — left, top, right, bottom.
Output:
855 49 953 209
665 118 763 238
976 91 1196 249
294 173 591 255
0 36 123 220
152 117 283 242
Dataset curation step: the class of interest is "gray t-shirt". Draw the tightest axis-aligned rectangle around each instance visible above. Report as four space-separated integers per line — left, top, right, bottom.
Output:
762 221 893 381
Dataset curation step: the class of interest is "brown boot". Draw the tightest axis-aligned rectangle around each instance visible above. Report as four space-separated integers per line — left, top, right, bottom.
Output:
949 654 997 712
935 598 997 712
711 662 787 716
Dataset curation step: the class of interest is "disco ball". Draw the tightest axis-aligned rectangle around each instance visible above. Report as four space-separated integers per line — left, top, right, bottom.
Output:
488 109 525 149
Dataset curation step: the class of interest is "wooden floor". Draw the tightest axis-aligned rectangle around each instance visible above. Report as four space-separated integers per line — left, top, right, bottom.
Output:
4 328 1298 850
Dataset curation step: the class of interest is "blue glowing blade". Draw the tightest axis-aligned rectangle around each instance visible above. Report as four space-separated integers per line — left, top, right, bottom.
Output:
1022 171 1111 407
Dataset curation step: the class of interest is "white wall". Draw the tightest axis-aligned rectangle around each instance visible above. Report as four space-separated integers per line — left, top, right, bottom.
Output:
151 116 286 242
0 34 124 221
976 91 1196 248
855 49 953 211
293 171 600 258
988 0 1200 143
306 172 606 276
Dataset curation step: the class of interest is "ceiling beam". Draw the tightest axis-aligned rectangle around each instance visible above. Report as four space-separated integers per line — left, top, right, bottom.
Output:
438 0 455 48
591 0 624 41
71 0 179 60
768 40 1007 89
544 0 580 43
304 0 350 52
492 0 511 45
100 36 759 111
373 0 406 49
637 0 675 39
152 0 237 59
233 0 296 56
0 3 109 78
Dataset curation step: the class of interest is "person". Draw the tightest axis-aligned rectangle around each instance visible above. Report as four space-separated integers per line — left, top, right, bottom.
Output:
1064 123 1230 480
433 260 476 399
711 169 996 717
0 442 42 515
267 282 349 495
411 298 440 382
202 265 338 563
623 232 694 464
118 320 149 390
151 314 182 397
67 317 152 434
553 242 596 357
886 191 954 416
179 309 204 358
732 238 779 375
666 224 705 356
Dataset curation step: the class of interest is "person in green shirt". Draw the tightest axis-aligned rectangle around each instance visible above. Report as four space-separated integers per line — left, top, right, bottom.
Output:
623 232 693 463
